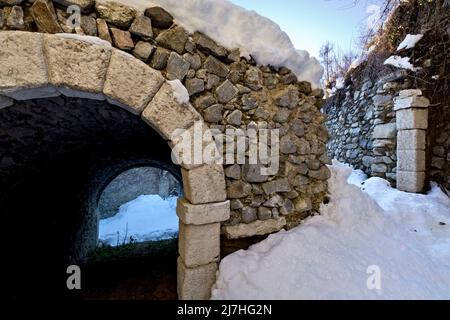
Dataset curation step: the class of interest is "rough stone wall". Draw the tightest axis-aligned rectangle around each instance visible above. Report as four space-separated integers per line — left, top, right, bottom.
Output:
98 167 182 219
324 70 412 185
0 0 330 235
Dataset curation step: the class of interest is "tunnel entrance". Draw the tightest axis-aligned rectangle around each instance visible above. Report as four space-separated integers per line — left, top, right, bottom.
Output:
1 96 180 300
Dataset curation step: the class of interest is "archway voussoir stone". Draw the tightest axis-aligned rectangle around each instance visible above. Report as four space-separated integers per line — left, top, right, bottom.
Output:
103 49 165 115
142 82 201 140
0 31 58 100
43 34 112 100
181 164 227 204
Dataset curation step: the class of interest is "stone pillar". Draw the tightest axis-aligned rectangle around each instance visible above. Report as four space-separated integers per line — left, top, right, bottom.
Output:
394 90 429 193
176 198 230 300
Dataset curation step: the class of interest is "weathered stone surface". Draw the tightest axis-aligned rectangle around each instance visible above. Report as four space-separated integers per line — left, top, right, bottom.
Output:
258 207 272 220
129 14 153 39
227 180 252 199
156 26 188 55
193 31 228 59
203 104 223 123
166 52 190 80
397 129 426 150
178 258 217 300
44 34 112 99
80 15 97 36
30 0 63 34
308 166 331 180
204 56 229 78
280 199 294 215
95 1 136 28
96 18 112 43
222 217 287 239
373 94 393 107
142 82 199 138
216 80 238 104
398 150 426 172
53 0 94 13
373 123 397 139
185 78 205 96
394 95 430 111
242 164 269 183
396 108 428 130
179 222 220 267
0 0 23 5
144 6 173 29
0 9 4 28
245 66 263 91
110 28 134 50
274 86 299 108
280 135 297 154
224 164 241 180
294 197 312 212
241 207 257 223
150 47 170 70
397 171 425 193
182 165 227 204
0 32 58 100
6 5 24 30
0 95 13 109
183 53 202 70
371 163 387 173
262 178 291 194
132 41 155 61
226 109 242 126
104 50 164 114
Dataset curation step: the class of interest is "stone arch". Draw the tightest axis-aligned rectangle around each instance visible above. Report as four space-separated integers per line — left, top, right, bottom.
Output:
0 31 230 300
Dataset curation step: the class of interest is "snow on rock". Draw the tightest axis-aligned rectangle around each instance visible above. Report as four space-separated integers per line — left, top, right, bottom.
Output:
335 77 345 90
168 80 190 104
384 55 419 71
99 195 178 246
101 0 324 88
212 161 450 300
397 34 423 51
56 33 112 47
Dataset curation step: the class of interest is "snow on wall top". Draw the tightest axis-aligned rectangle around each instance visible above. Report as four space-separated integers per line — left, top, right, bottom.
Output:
103 0 324 89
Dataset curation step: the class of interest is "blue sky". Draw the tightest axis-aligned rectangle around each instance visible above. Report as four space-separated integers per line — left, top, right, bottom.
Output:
229 0 381 58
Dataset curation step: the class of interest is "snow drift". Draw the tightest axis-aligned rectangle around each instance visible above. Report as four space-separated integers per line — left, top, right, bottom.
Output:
103 0 324 88
212 161 450 300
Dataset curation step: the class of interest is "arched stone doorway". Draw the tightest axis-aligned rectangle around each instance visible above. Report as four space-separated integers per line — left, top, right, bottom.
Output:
0 31 230 300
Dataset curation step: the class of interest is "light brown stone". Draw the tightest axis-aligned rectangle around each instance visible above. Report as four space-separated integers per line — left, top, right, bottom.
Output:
96 18 112 43
44 34 112 100
182 165 227 204
30 0 63 34
142 82 200 139
177 198 230 225
179 222 220 267
397 171 425 193
222 217 287 239
397 129 426 150
177 258 217 300
95 1 136 28
0 32 58 100
104 50 164 114
110 28 134 50
397 150 426 172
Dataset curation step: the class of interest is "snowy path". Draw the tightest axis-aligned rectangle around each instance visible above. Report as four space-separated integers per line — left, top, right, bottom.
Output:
212 161 450 300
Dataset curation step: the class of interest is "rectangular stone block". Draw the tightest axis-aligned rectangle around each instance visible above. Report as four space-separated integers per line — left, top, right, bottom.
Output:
179 222 220 267
394 95 429 111
104 50 165 114
177 198 230 225
372 123 397 139
44 34 112 100
396 108 428 130
397 150 426 172
0 31 58 99
397 129 426 150
177 258 217 300
222 217 287 239
397 171 425 193
181 165 227 204
142 82 201 140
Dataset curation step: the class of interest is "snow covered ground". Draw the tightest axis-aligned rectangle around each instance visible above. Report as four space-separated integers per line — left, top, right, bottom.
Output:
102 0 323 88
98 195 178 246
212 161 450 300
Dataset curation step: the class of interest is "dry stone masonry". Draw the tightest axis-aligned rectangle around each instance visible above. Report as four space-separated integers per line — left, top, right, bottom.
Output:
0 0 329 299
